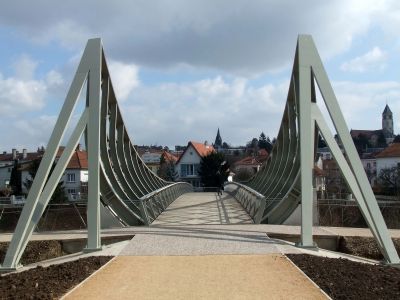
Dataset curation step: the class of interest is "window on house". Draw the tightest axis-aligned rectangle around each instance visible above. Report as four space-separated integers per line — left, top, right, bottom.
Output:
367 163 371 169
67 188 76 194
180 164 199 176
67 173 76 183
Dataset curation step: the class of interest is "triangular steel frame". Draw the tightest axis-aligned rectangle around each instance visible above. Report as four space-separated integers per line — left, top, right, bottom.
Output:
1 38 192 271
296 35 399 264
1 39 103 270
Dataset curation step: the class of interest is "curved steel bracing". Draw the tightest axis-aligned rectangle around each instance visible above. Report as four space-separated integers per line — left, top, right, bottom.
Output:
1 38 193 270
244 73 301 224
96 48 188 227
233 35 399 264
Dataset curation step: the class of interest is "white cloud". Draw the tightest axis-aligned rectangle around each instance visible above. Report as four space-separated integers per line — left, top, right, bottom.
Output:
13 54 38 80
340 47 387 73
0 75 47 115
46 70 64 87
324 80 400 131
108 61 140 101
119 76 287 147
0 0 388 75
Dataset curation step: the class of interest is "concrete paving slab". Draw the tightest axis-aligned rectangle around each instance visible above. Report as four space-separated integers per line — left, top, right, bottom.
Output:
64 254 328 300
119 226 281 256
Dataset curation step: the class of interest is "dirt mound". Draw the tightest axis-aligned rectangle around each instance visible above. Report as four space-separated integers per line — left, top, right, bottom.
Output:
0 240 64 266
0 256 112 299
288 254 400 299
338 236 400 260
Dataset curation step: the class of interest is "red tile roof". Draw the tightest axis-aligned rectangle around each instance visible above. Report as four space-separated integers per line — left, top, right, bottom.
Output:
235 156 262 166
350 129 382 139
190 141 215 157
162 151 178 163
0 151 43 162
375 143 400 158
176 141 215 164
56 148 88 169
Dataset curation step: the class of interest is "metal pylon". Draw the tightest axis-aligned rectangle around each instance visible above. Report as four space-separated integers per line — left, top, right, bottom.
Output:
1 38 192 271
247 35 399 265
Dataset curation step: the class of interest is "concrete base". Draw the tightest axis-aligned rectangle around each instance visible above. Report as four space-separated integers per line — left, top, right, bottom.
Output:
0 264 22 273
295 241 319 250
383 262 400 269
83 246 104 253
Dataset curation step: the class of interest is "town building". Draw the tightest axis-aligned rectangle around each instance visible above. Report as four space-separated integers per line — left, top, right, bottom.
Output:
175 141 215 187
0 146 89 201
375 142 400 177
350 104 395 146
233 149 269 176
140 150 163 174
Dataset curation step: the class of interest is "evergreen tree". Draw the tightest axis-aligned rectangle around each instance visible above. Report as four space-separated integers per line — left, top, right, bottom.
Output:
9 159 22 195
258 132 273 152
23 158 41 192
23 158 66 203
198 152 229 187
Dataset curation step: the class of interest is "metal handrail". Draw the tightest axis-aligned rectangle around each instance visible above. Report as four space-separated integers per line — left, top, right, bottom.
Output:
137 182 193 225
224 182 266 223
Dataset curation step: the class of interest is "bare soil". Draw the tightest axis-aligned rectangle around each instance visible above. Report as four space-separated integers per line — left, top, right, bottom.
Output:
287 254 400 300
0 240 64 266
338 236 400 260
0 256 112 299
1 237 399 299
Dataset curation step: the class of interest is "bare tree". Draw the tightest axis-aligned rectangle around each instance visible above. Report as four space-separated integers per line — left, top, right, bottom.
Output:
378 166 400 198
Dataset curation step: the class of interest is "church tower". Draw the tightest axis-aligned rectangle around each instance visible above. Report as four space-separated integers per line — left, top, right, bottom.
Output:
382 104 394 143
214 128 222 149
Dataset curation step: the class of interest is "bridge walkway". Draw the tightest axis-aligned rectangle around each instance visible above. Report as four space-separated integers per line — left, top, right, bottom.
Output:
152 192 253 225
63 193 328 299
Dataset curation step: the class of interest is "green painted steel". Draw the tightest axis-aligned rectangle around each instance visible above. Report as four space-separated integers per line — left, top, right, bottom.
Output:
0 38 193 270
238 35 399 264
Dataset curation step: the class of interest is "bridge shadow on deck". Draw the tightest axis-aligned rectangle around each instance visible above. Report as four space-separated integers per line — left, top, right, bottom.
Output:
151 192 253 226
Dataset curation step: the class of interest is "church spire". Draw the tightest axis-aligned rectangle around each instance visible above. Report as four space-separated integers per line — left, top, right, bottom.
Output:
214 128 222 147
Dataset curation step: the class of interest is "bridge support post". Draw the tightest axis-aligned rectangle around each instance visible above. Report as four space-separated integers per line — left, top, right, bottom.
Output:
85 39 102 252
297 36 317 248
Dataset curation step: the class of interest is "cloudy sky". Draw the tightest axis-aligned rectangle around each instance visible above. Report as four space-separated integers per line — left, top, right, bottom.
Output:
1 0 400 151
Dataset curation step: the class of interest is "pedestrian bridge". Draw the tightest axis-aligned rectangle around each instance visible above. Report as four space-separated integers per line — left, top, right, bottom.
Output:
1 34 399 271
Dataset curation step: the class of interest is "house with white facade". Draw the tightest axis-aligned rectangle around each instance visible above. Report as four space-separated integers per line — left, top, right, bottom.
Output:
375 143 400 176
0 146 88 201
60 147 89 201
360 152 379 186
175 141 215 187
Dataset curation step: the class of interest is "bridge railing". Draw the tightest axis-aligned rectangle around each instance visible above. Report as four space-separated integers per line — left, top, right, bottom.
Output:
224 182 266 224
126 182 193 225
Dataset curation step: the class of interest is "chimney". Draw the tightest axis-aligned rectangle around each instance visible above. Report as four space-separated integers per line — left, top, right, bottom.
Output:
23 149 27 159
12 148 17 160
76 143 81 151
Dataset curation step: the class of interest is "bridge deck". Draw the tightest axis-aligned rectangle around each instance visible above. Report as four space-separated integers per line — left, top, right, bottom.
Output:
152 192 253 225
